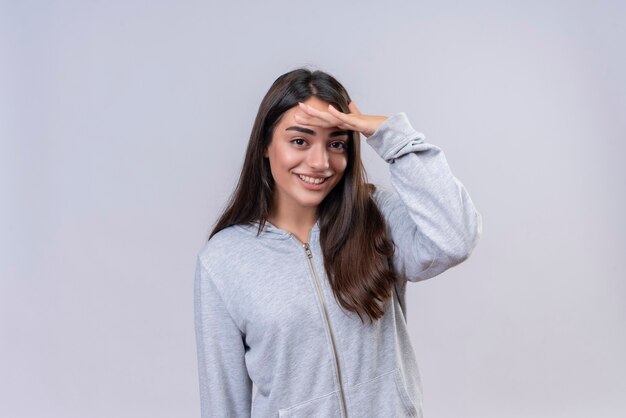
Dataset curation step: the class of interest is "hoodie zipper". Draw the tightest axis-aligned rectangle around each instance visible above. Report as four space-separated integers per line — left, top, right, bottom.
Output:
299 239 348 418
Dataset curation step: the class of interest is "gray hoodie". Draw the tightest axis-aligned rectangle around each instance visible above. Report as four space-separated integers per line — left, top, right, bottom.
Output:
194 112 482 417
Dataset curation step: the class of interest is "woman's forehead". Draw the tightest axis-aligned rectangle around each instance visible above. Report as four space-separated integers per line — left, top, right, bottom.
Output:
301 96 331 111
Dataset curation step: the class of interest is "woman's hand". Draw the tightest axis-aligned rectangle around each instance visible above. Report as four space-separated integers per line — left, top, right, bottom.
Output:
294 101 388 138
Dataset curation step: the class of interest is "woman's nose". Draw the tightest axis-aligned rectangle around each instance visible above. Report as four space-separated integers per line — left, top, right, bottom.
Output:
307 144 330 170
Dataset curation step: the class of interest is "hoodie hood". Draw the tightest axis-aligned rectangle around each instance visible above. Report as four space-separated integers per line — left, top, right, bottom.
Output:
235 219 321 241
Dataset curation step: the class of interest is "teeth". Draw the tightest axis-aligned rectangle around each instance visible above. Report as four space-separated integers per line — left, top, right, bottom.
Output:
298 175 327 185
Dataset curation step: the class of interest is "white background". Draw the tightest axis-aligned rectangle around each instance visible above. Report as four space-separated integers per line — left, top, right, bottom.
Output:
1 1 625 417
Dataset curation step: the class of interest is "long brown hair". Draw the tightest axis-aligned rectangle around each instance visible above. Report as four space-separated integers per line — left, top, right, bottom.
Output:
211 68 397 323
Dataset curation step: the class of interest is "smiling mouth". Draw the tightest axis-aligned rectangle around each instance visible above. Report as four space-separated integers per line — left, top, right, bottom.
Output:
297 174 329 185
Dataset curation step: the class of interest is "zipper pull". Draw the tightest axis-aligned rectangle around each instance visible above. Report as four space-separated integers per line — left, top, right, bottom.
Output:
304 243 313 259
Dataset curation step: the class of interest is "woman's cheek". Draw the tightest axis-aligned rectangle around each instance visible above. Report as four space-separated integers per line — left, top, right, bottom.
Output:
334 154 348 173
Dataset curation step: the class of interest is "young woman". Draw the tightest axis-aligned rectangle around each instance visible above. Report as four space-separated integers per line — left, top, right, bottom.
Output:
194 68 482 417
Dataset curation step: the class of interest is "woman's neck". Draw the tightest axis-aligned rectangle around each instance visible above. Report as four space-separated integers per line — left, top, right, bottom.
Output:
267 205 317 244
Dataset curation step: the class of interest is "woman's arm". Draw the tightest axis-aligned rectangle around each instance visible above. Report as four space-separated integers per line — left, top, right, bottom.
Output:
194 257 252 416
366 112 482 281
296 103 482 282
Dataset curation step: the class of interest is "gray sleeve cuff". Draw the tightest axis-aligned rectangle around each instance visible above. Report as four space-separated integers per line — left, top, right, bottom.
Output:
366 112 427 162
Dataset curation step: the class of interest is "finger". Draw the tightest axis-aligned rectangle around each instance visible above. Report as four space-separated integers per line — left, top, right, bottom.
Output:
293 112 327 126
298 102 325 117
298 102 338 121
294 112 339 129
298 103 345 127
300 102 356 130
294 113 354 131
326 104 355 123
327 105 362 130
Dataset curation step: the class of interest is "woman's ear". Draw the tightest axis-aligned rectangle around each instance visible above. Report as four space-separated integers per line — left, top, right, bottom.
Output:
263 147 269 158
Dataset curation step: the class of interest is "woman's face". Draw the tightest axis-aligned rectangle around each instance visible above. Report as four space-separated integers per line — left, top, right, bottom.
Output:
264 97 350 214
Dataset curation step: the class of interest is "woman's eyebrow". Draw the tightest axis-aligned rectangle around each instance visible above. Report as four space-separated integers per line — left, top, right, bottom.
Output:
329 130 349 138
286 126 315 135
285 126 349 137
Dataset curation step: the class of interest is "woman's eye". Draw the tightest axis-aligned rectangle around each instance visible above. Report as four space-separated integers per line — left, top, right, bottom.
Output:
291 138 306 146
329 141 347 150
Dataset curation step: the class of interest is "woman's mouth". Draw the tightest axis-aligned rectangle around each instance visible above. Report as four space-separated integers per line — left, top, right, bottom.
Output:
297 174 328 185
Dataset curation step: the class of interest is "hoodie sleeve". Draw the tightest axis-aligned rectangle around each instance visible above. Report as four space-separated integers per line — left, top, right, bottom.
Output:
367 112 482 282
194 256 252 417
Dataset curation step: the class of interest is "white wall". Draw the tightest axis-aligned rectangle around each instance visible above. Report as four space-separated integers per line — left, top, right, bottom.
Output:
1 1 624 417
